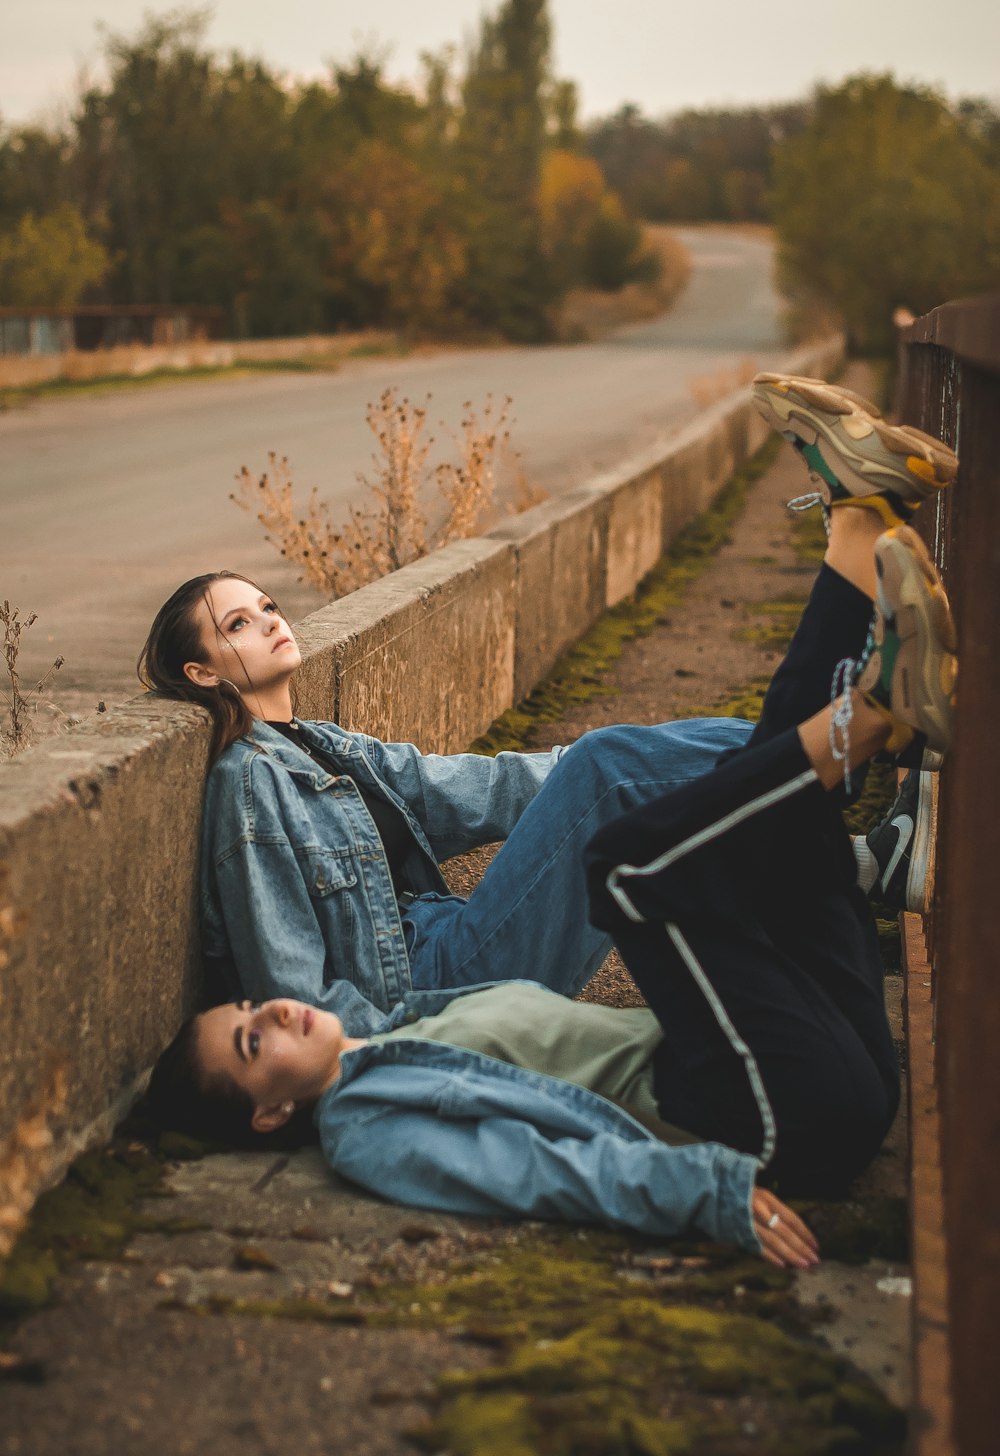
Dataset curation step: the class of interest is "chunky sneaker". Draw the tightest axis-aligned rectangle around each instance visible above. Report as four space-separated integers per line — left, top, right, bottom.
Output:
854 526 958 756
864 770 934 913
752 372 958 528
754 371 884 419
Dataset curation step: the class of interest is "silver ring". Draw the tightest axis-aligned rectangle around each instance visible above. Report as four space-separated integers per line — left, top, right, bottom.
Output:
767 1213 781 1230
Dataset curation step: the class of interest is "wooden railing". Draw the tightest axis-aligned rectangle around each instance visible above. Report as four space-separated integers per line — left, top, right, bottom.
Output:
895 293 1000 1456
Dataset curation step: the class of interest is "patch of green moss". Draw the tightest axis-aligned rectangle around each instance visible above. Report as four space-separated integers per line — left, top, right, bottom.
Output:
0 1135 203 1320
173 1293 364 1325
471 436 782 755
736 596 809 650
690 675 770 725
175 1225 902 1455
791 507 830 566
410 1290 904 1456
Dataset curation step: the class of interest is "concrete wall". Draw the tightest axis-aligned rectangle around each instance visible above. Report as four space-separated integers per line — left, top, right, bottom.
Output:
0 337 842 1237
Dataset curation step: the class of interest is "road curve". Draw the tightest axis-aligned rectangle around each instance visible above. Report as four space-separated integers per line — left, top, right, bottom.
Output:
1 227 788 718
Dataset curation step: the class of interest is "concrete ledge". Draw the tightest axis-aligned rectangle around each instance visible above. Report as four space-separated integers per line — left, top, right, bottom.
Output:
0 335 844 1237
293 536 517 746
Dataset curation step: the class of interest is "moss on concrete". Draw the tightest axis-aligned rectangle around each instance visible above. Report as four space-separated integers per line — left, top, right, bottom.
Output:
176 1293 365 1325
0 1135 201 1319
170 1225 903 1455
398 1235 904 1456
471 436 782 755
791 508 829 566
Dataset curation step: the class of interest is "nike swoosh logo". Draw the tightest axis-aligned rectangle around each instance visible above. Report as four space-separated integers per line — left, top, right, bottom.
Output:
882 814 914 889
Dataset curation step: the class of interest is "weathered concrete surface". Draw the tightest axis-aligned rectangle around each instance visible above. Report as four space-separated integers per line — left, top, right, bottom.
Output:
294 537 517 747
487 487 609 702
0 702 209 1216
0 335 843 1237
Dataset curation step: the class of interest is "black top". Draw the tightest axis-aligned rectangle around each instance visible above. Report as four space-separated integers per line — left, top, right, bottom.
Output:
266 720 414 897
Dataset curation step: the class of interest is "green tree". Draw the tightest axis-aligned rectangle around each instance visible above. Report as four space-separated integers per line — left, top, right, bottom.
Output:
772 74 1000 350
0 126 72 230
586 101 807 222
453 0 554 339
0 202 108 306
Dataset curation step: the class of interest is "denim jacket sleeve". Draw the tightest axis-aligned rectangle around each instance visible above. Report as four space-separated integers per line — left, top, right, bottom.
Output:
360 738 560 860
318 1051 760 1251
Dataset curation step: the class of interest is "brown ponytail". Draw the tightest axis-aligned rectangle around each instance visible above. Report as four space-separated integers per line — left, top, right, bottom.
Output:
137 571 279 764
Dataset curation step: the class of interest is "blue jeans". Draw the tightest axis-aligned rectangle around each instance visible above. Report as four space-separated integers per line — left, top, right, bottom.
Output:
401 717 753 997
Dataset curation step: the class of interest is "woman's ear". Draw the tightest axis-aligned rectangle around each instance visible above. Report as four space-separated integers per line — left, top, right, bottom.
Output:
183 660 220 689
251 1100 294 1135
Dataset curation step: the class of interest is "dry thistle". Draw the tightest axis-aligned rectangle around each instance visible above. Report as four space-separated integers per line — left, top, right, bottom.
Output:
230 389 540 601
1 601 65 757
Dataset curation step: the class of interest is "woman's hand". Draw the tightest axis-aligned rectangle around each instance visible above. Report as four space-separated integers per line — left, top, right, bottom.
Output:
752 1187 820 1269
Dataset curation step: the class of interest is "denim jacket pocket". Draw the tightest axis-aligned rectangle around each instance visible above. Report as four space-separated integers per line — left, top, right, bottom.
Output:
302 850 358 898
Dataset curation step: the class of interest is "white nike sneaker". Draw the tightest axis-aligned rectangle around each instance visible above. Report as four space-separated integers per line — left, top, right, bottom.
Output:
865 770 934 913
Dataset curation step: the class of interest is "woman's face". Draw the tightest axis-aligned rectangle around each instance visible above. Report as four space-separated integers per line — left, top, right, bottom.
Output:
183 577 302 696
195 999 348 1132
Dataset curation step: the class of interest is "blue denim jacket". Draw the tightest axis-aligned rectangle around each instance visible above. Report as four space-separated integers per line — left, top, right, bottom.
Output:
200 721 560 1034
315 984 761 1252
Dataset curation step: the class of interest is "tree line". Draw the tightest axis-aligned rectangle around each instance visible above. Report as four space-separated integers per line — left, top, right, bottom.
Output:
588 75 1000 350
2 0 998 352
0 2 655 342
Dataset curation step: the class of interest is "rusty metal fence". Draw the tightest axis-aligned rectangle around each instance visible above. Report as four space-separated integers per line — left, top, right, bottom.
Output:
895 293 1000 1456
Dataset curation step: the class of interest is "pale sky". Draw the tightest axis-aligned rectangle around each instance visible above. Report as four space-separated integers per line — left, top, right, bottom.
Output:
2 0 998 129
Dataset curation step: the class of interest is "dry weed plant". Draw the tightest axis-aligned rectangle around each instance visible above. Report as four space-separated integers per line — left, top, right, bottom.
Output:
688 356 761 409
231 390 540 600
1 601 65 757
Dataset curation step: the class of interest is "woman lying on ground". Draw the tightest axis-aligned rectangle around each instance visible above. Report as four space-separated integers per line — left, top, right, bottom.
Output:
147 375 958 1264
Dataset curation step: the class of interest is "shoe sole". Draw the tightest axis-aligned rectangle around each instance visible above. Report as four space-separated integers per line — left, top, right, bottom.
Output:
752 374 958 507
753 371 883 419
875 526 958 754
904 771 935 913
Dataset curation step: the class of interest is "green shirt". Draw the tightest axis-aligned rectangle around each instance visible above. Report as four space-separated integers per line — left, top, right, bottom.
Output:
374 984 663 1122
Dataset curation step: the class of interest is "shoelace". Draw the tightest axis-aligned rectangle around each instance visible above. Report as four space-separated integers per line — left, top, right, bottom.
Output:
786 492 832 538
829 657 857 793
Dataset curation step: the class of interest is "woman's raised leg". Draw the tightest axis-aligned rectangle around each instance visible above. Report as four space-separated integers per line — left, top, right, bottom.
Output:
586 522 957 1192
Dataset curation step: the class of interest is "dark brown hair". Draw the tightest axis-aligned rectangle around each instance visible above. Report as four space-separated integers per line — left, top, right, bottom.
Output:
137 571 280 763
145 1013 316 1150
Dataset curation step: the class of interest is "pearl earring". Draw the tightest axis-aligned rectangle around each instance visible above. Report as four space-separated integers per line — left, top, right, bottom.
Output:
282 1102 294 1116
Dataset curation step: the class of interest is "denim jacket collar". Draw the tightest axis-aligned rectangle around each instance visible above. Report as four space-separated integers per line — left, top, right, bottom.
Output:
244 720 342 789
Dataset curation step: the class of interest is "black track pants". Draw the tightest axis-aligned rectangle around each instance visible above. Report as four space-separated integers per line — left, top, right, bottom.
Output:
586 565 899 1194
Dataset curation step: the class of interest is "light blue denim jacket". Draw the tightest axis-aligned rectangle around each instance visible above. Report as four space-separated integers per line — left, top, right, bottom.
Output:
200 721 560 1034
315 984 761 1252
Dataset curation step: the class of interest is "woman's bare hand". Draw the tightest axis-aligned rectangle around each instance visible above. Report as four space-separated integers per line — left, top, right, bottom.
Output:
752 1187 820 1269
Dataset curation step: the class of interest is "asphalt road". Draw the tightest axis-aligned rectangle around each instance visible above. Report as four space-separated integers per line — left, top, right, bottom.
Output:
1 227 788 721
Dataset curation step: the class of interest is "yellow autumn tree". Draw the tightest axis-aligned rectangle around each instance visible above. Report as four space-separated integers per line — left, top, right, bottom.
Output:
331 140 466 335
538 148 656 294
537 148 605 289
